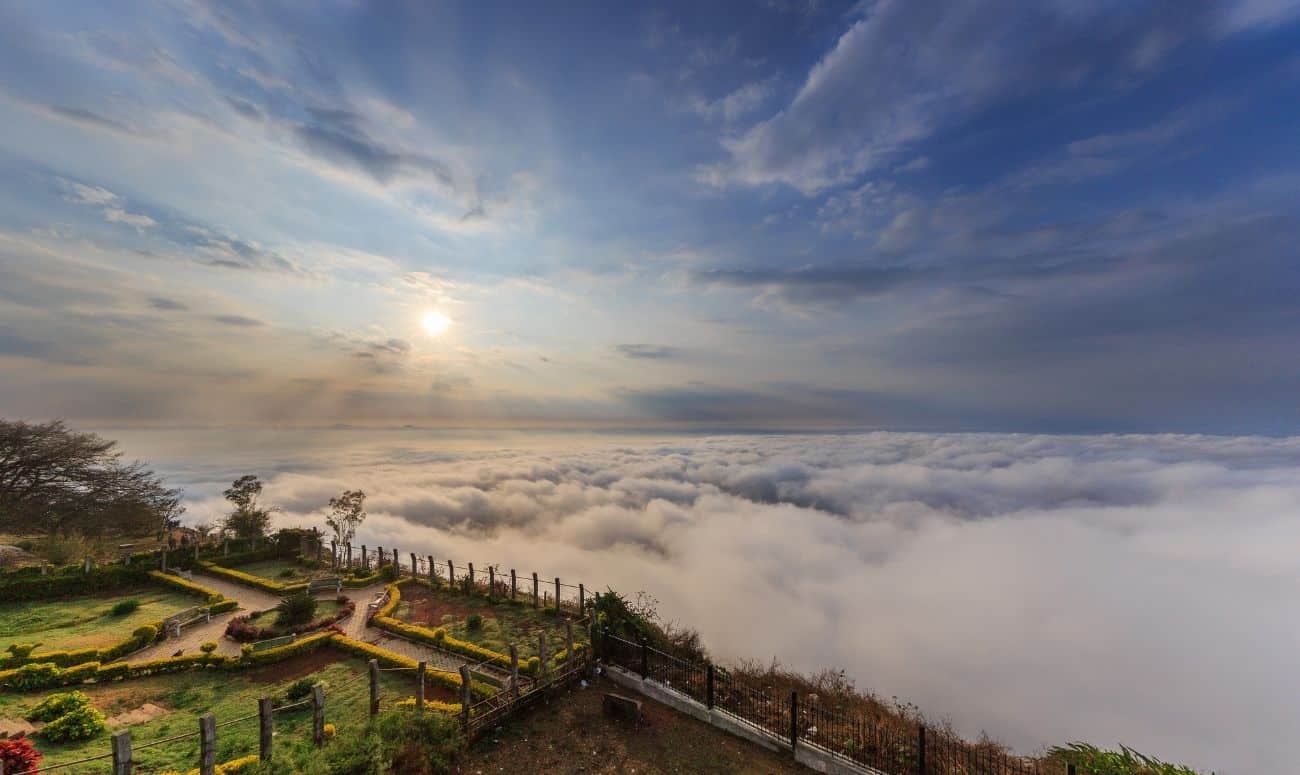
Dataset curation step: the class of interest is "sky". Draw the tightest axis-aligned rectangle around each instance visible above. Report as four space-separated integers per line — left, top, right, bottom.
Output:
1 0 1299 432
115 426 1300 774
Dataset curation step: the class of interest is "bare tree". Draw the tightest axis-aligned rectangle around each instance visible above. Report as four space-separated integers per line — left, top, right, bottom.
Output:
0 419 183 537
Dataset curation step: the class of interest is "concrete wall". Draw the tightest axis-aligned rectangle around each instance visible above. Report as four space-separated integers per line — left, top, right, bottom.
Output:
603 664 887 775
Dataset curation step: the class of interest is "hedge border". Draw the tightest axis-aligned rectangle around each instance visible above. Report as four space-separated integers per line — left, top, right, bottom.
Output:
195 561 309 595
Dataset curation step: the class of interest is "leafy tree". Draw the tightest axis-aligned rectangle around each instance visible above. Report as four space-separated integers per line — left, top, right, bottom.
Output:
222 475 275 540
0 419 183 538
325 488 366 546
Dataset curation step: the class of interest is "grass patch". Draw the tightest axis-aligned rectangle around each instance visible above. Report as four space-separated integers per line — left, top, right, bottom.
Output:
221 559 321 583
0 650 437 773
246 599 344 631
395 584 587 660
0 588 195 654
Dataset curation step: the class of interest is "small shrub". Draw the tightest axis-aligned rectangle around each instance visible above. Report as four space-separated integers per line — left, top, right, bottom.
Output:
133 624 159 642
110 598 141 616
285 678 314 702
25 691 91 722
323 722 337 739
380 563 399 582
200 641 218 654
0 736 42 773
466 613 483 631
6 643 38 660
274 592 318 626
39 703 107 742
277 568 297 579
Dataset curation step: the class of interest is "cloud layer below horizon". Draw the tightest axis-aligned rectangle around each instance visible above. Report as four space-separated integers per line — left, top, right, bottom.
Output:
121 428 1300 775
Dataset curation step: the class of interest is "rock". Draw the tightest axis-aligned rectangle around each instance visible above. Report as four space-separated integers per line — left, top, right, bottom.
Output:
601 692 643 724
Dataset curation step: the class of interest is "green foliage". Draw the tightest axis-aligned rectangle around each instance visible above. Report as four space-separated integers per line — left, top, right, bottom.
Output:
110 598 141 616
285 677 315 702
375 707 463 774
200 641 218 654
133 624 159 641
39 702 107 742
325 489 367 547
379 563 399 582
466 613 483 631
6 643 37 660
0 736 42 773
1048 743 1204 775
275 592 319 626
0 564 150 603
5 662 60 690
25 690 92 722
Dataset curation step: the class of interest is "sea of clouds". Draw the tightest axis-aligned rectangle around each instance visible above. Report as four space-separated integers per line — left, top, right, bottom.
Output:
115 428 1300 774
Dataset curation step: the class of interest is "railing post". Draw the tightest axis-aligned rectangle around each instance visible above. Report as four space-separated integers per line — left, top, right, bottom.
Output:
509 644 520 698
532 572 539 608
790 691 798 751
468 562 475 591
554 577 561 613
488 567 495 601
447 559 455 586
427 555 436 585
411 552 417 578
199 713 216 775
511 569 517 600
459 665 472 728
312 684 325 746
706 663 715 710
417 661 427 711
361 545 368 571
640 639 648 680
368 659 380 717
259 697 273 762
579 583 585 614
917 725 926 775
112 729 132 775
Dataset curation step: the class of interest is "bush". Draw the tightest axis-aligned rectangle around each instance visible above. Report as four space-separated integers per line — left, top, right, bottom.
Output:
379 563 400 582
25 690 92 722
39 703 106 742
133 624 159 641
200 641 218 654
2 662 60 691
0 565 150 603
377 708 463 774
277 568 297 579
1047 743 1203 775
323 722 337 739
275 592 318 626
465 613 483 631
6 643 38 660
285 678 315 702
110 598 141 616
0 737 42 774
39 532 95 566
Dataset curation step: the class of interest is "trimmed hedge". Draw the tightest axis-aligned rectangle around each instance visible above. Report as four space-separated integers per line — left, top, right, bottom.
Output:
147 570 228 604
395 696 461 714
0 565 151 602
196 561 308 595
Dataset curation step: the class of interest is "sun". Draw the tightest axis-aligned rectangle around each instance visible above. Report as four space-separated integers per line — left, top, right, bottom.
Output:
421 310 452 337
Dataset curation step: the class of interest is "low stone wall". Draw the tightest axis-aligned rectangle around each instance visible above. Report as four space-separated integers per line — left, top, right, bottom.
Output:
603 664 886 775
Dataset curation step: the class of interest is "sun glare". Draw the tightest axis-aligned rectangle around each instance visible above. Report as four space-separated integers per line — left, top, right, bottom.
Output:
421 310 452 337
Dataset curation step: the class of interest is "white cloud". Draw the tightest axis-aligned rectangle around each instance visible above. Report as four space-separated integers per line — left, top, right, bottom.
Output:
151 429 1300 775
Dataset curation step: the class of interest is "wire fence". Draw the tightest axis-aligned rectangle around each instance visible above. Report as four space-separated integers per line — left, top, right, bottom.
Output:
602 634 1063 775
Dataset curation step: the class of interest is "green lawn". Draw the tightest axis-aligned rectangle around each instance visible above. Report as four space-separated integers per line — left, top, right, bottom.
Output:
0 650 440 773
0 588 198 654
224 559 328 583
395 584 589 660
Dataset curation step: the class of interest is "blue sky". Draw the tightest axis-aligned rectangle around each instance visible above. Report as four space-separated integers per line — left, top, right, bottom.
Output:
1 0 1298 432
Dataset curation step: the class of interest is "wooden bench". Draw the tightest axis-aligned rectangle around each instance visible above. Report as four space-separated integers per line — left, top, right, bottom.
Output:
163 606 210 639
308 576 342 595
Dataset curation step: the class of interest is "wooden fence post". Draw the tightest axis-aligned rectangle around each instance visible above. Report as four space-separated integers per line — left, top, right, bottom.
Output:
509 644 520 698
579 583 585 614
459 665 471 728
416 661 427 711
511 569 517 600
427 555 436 585
199 713 216 775
532 572 539 608
565 620 574 667
331 540 337 569
411 552 417 578
378 546 385 568
312 684 325 746
345 543 352 569
488 567 495 600
361 545 368 571
917 725 926 775
706 663 714 709
468 562 475 591
259 697 273 761
790 691 798 751
447 560 455 586
112 729 132 775
554 577 561 613
84 554 93 574
368 659 380 717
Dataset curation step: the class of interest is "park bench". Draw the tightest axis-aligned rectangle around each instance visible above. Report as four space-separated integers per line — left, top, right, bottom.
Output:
163 606 210 639
250 633 297 652
365 590 389 620
308 576 342 595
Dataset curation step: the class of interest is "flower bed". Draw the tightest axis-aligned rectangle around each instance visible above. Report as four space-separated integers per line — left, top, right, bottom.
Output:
224 596 355 642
